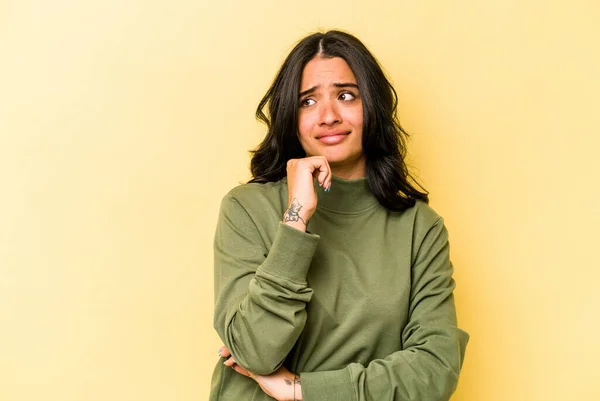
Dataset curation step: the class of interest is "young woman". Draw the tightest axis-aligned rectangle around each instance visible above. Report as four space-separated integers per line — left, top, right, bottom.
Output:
210 30 469 401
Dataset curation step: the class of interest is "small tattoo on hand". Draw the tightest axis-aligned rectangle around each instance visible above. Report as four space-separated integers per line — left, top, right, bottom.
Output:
284 198 308 226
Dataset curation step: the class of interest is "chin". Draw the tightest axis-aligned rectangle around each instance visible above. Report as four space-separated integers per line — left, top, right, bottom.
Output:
316 148 347 161
325 150 362 164
307 145 364 166
325 157 350 165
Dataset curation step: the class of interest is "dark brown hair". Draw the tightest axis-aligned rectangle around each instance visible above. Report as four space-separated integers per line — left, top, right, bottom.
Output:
249 30 428 211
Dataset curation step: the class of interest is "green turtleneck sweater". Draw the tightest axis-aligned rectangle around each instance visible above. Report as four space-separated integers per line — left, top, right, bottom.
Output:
210 177 469 401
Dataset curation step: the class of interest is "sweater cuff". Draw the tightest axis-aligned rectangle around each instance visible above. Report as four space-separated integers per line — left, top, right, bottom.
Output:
257 222 320 283
300 367 355 401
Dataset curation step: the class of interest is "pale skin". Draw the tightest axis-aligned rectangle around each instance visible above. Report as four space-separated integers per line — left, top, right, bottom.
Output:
282 156 332 232
220 56 366 400
284 56 366 232
220 345 302 401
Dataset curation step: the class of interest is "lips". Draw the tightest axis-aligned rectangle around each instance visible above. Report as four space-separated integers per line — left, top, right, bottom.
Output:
316 131 350 145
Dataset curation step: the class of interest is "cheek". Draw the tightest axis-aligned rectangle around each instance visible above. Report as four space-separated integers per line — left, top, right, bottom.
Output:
297 113 315 141
343 107 363 127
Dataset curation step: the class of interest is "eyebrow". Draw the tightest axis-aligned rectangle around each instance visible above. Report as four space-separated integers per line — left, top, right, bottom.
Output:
298 82 359 98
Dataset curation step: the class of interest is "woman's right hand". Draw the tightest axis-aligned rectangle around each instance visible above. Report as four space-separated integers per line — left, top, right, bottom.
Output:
283 156 331 232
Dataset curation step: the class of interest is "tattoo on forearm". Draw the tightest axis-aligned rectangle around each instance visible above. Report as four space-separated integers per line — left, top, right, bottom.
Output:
284 198 308 226
284 376 300 386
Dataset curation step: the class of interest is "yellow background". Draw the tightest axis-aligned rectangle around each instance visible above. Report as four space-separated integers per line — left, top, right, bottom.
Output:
1 0 599 400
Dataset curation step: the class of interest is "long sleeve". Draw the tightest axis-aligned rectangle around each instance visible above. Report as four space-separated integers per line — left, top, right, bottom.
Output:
300 218 469 401
213 194 320 375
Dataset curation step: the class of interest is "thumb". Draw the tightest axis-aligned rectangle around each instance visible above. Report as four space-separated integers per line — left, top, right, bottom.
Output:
308 157 331 188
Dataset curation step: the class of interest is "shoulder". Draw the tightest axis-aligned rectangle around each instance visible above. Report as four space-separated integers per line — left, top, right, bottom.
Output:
219 179 288 219
411 200 443 228
224 179 286 205
402 200 448 246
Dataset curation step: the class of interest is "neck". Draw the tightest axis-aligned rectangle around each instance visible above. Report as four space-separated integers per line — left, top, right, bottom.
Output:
314 175 378 214
329 158 366 179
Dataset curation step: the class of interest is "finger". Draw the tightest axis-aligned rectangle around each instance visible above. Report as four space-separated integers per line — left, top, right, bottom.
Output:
218 346 231 358
232 364 252 378
317 157 332 189
223 356 236 367
324 160 332 190
307 157 331 187
321 157 332 189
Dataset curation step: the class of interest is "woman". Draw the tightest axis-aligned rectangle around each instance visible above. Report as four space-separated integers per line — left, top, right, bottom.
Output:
210 30 469 401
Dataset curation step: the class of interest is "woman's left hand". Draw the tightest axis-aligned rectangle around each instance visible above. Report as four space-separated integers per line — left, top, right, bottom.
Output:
219 345 302 401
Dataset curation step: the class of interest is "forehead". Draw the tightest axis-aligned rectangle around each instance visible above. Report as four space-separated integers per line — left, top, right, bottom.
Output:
300 57 357 89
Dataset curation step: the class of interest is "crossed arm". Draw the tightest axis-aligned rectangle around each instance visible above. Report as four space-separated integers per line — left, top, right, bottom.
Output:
213 196 468 401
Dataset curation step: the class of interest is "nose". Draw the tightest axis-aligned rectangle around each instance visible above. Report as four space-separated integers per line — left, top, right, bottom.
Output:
319 99 341 126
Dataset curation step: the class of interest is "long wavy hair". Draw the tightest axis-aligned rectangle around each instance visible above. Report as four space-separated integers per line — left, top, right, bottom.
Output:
249 30 428 211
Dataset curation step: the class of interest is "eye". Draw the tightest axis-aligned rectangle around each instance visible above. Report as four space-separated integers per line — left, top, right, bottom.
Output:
300 98 316 107
339 92 356 101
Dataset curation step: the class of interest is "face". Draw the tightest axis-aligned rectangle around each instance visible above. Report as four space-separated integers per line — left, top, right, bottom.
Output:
297 56 365 178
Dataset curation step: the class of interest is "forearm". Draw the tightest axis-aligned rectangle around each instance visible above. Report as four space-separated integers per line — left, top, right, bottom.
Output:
300 325 469 401
214 222 319 375
217 275 312 375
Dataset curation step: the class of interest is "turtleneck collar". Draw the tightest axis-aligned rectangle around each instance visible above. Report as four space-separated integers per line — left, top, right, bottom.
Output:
314 175 379 214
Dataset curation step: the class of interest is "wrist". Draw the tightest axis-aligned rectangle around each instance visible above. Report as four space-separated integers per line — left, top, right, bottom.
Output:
283 198 313 230
283 198 312 232
289 374 302 401
283 220 307 232
295 378 302 401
